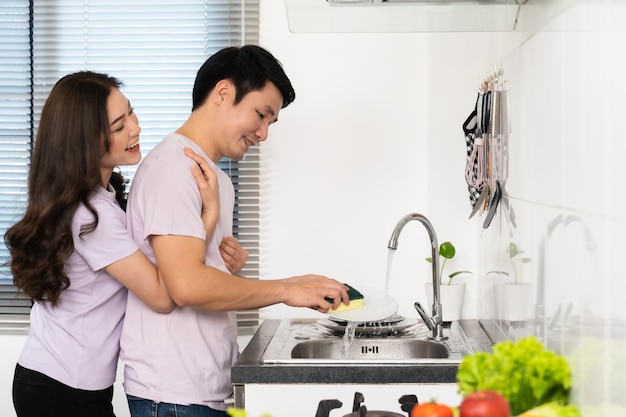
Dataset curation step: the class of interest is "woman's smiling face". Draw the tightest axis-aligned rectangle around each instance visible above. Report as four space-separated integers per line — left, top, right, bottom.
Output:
99 87 142 185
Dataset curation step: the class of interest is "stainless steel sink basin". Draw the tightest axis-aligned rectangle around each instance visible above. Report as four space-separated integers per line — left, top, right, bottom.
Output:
291 338 450 360
258 319 480 364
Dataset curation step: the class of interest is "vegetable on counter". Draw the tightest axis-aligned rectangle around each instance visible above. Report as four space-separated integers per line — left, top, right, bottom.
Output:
456 336 573 416
459 390 511 417
226 408 272 417
410 401 455 417
517 402 583 417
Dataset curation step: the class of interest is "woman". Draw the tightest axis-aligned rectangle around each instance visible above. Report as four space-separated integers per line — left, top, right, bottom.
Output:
5 71 217 417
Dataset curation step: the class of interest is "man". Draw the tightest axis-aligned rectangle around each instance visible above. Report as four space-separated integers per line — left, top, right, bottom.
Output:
120 45 349 417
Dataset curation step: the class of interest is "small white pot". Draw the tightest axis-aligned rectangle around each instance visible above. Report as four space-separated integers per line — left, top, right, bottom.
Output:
424 282 466 322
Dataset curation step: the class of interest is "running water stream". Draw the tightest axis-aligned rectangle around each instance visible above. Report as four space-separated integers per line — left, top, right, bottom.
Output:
341 320 358 356
342 249 398 352
385 249 395 295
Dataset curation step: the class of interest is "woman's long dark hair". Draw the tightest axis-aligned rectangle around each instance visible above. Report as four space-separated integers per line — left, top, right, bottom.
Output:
4 71 128 305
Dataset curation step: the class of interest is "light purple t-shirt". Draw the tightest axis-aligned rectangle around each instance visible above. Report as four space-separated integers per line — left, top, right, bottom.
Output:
120 133 239 410
18 186 138 390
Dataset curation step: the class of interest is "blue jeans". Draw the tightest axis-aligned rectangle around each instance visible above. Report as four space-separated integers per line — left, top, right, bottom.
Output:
127 395 227 417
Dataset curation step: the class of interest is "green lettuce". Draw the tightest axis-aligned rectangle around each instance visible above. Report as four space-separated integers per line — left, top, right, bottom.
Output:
518 402 582 417
457 336 572 416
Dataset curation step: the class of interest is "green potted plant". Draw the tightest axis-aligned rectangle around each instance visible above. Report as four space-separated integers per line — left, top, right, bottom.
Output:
424 241 473 322
426 241 473 285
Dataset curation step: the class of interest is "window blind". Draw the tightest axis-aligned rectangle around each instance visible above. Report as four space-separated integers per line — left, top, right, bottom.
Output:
0 0 260 335
0 1 31 322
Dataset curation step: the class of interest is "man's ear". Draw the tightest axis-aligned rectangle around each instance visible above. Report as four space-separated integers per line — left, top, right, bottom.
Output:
214 79 232 105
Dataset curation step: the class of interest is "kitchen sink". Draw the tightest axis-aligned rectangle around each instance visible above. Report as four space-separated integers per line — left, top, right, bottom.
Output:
258 318 485 364
291 338 450 360
232 318 495 408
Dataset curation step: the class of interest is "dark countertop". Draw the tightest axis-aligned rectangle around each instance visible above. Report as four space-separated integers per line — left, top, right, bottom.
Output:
231 319 490 385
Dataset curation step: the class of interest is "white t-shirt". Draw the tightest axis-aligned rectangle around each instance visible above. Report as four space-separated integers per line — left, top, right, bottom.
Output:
18 186 137 390
120 133 239 410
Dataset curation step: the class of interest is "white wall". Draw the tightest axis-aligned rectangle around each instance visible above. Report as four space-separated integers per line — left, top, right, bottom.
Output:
1 335 25 417
257 1 517 322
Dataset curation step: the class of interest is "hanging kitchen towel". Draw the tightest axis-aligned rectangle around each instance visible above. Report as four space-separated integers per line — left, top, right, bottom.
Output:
463 93 483 209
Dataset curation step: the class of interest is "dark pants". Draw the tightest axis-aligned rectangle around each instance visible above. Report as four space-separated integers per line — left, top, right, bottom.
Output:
13 363 116 417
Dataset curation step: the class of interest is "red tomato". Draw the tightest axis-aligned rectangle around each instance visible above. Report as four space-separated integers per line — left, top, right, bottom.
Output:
411 402 454 417
459 390 511 417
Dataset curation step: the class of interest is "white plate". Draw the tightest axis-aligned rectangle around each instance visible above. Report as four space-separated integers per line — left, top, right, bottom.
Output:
327 285 399 323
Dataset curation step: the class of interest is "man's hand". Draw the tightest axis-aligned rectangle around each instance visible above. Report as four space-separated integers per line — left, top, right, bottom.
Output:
220 236 248 274
281 276 350 313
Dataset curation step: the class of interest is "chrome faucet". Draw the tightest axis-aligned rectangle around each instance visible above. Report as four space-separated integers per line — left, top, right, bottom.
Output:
387 213 445 340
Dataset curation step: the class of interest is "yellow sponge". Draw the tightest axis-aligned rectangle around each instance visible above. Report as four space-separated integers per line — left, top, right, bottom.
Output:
326 284 365 312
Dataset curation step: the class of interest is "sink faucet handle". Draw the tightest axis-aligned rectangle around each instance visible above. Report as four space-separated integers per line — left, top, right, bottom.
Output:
415 301 446 341
414 302 436 330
